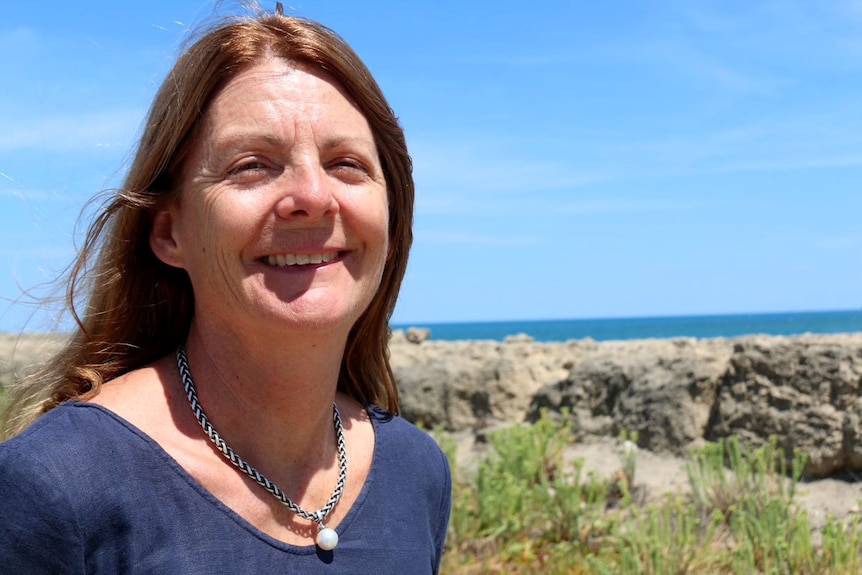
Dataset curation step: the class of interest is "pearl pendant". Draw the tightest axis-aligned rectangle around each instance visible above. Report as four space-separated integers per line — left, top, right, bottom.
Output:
316 526 339 551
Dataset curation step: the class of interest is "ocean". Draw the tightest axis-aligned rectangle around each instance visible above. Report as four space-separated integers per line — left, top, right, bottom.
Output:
392 309 862 343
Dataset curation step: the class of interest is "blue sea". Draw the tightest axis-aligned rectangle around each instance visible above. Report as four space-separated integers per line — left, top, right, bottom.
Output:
392 310 862 343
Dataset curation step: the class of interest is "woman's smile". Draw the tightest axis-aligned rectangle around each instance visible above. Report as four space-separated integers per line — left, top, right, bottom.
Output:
262 251 344 267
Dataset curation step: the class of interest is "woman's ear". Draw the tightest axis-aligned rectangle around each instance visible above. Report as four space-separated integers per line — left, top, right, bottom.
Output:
150 208 185 269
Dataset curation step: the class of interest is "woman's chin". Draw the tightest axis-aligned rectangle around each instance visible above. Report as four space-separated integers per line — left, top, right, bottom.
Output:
254 298 366 335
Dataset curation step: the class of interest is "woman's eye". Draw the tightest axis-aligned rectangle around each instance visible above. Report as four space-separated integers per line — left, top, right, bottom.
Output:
336 159 362 170
228 161 266 175
225 160 274 184
330 159 370 180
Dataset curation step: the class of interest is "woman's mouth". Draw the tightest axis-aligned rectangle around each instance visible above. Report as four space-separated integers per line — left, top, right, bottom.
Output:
263 252 341 267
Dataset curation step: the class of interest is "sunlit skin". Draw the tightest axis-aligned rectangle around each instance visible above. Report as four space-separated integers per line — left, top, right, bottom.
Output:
151 57 390 344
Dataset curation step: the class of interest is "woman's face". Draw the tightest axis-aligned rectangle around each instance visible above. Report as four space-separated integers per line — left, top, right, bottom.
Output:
151 58 389 338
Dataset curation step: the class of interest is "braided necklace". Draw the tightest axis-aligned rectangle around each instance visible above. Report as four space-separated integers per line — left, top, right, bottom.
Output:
175 345 347 551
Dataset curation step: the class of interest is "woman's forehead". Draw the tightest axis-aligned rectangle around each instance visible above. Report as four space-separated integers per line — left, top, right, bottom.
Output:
202 59 373 143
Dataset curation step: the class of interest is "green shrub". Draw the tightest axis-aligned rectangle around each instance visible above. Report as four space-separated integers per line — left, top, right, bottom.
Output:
444 409 618 568
439 415 862 574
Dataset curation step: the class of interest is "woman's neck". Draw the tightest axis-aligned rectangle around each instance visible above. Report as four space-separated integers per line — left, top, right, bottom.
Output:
180 319 349 477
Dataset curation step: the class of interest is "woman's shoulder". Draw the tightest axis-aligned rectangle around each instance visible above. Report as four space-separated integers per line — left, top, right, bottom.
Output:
0 404 99 572
0 401 157 474
0 402 161 543
367 405 439 444
1 356 180 484
355 404 451 568
4 401 129 443
366 405 450 478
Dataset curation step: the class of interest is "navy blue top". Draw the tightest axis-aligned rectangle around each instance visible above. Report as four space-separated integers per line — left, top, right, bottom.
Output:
0 402 450 574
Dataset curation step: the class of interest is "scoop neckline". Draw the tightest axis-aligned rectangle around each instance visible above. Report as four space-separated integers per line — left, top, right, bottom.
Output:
63 401 380 554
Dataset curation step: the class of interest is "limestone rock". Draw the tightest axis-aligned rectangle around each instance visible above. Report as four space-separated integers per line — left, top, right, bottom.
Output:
7 331 862 478
391 339 569 432
529 337 733 453
405 327 431 344
707 335 862 477
390 332 862 478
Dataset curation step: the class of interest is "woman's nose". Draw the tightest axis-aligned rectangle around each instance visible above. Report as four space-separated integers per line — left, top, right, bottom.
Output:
274 163 338 220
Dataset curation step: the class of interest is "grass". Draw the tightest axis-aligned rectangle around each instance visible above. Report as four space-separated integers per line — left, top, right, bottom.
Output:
438 411 862 574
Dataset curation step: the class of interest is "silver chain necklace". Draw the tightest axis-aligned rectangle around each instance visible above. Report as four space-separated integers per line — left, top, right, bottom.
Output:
175 345 348 551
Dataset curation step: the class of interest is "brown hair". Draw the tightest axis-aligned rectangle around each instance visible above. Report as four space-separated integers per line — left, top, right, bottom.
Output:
1 11 412 439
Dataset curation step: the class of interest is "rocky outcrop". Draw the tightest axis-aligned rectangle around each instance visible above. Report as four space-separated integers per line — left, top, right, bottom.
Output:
527 337 734 453
391 332 862 479
707 337 862 477
392 338 570 431
4 331 862 478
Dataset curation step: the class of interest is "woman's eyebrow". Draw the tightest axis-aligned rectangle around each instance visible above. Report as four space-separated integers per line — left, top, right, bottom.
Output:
208 132 376 154
319 135 378 154
210 130 286 150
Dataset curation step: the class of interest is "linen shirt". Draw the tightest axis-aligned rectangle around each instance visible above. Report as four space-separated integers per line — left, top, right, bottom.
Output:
0 402 451 574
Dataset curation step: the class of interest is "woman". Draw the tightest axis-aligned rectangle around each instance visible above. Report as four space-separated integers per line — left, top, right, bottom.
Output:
0 7 450 573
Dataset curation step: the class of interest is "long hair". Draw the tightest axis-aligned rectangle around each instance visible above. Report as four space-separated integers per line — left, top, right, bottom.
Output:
1 12 413 439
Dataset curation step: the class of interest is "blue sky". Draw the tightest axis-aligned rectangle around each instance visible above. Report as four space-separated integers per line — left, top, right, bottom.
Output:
2 1 862 331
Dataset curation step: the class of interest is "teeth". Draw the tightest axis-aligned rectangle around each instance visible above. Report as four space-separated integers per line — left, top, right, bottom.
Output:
265 252 337 267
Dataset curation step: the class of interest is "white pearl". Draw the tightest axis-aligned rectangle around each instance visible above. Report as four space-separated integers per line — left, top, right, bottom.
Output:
316 527 339 551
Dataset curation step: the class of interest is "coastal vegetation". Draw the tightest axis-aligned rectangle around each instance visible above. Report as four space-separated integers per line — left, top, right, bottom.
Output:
439 411 862 574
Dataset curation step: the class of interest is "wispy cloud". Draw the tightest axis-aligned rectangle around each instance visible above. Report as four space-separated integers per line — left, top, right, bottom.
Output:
412 139 611 196
598 111 862 180
0 26 39 51
705 153 862 176
0 108 143 152
410 135 616 216
410 113 862 220
0 245 74 259
813 235 861 250
0 186 87 203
